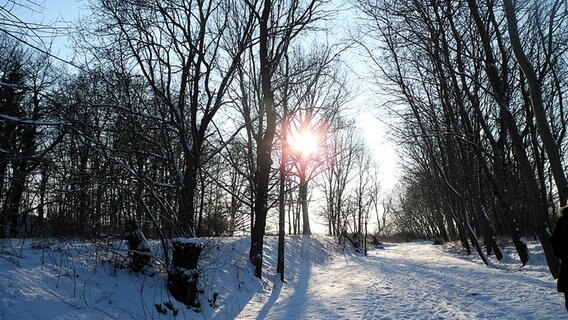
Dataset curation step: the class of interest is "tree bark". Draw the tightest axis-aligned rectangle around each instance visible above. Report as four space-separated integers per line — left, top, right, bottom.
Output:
299 164 311 235
277 107 288 281
168 238 202 310
250 0 276 279
277 157 286 281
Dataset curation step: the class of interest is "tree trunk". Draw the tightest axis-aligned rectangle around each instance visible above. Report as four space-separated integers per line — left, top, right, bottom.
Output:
249 0 277 279
179 159 197 237
277 161 286 281
364 219 368 256
168 238 202 311
197 167 206 237
124 217 152 272
37 162 48 230
299 169 311 235
3 169 26 238
466 216 489 265
448 199 471 254
277 113 288 281
0 158 8 230
2 122 36 238
250 147 272 278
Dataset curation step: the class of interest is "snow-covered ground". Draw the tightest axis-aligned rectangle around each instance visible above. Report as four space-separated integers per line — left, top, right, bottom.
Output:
239 240 566 319
0 236 565 319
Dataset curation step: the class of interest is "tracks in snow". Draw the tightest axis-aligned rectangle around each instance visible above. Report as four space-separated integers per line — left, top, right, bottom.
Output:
237 241 565 320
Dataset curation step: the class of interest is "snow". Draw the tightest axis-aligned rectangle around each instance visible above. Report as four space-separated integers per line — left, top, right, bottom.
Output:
0 237 566 319
238 240 565 319
0 114 64 126
171 237 202 246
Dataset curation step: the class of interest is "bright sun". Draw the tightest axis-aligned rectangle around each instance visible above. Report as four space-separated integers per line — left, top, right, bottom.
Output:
288 129 319 157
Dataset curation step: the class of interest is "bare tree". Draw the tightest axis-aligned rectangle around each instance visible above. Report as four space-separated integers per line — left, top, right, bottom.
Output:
354 0 564 275
0 36 64 237
321 118 362 238
90 0 255 236
246 0 332 279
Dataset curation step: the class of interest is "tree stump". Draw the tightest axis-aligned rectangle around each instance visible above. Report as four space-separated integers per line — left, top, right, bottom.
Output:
167 238 202 311
124 217 151 272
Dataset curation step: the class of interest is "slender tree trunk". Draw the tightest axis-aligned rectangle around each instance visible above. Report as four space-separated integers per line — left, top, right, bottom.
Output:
299 166 311 235
135 152 146 233
277 109 288 281
0 159 7 226
466 216 489 265
3 169 27 237
447 198 471 254
277 160 286 281
288 199 292 235
364 219 368 256
35 162 48 233
495 127 528 265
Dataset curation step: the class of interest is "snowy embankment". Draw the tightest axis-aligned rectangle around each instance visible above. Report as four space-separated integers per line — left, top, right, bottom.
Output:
0 236 339 320
0 236 565 319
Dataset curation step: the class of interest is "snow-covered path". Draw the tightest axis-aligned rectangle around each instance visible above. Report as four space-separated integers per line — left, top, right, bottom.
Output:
237 241 566 320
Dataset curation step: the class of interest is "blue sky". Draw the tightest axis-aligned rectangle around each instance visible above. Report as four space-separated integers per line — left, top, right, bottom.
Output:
8 0 85 59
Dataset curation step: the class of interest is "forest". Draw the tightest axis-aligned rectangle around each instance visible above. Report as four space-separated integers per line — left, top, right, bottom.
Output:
2 0 568 309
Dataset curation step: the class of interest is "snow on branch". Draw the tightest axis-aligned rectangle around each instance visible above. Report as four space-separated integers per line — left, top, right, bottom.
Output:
0 114 64 126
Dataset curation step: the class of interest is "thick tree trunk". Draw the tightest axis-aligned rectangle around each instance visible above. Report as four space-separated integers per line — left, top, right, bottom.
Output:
250 0 277 279
250 98 276 277
168 238 202 311
250 147 271 278
179 159 197 237
197 168 206 237
2 122 36 238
